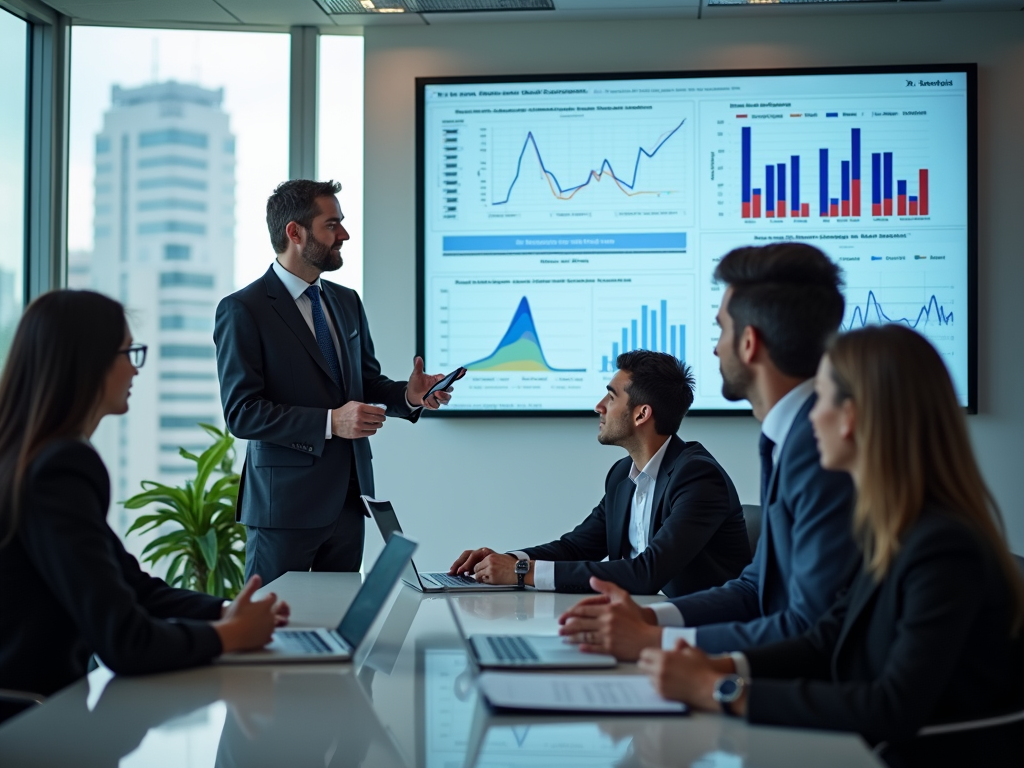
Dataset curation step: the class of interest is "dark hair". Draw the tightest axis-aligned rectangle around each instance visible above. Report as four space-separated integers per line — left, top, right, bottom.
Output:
0 290 126 548
266 179 342 254
713 242 845 379
615 350 695 435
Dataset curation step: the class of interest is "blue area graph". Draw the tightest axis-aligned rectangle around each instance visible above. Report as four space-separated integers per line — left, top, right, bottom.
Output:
464 296 586 372
493 118 687 206
844 290 954 330
601 299 687 372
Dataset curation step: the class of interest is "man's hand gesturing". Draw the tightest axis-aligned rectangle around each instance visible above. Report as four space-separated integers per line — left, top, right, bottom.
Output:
557 577 663 661
331 402 385 439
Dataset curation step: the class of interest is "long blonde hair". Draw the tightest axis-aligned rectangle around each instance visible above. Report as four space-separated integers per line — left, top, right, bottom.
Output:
828 325 1024 635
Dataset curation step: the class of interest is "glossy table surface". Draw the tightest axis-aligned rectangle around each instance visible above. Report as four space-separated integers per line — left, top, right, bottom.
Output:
0 573 884 768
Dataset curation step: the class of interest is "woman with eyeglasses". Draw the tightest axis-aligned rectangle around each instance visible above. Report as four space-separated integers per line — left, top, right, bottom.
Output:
0 291 288 715
637 325 1024 767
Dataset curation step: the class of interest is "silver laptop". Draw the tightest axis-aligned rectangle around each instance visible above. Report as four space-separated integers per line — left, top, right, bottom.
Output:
362 496 519 593
218 533 416 663
447 596 617 670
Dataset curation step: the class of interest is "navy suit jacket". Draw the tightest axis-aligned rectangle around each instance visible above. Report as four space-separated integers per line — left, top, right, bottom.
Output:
521 436 751 596
214 264 417 529
666 394 859 653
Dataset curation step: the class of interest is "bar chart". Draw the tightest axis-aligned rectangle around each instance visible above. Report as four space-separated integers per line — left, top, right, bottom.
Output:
739 124 931 220
600 299 687 372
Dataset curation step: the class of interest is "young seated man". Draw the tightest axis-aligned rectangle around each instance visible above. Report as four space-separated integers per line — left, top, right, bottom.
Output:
448 350 751 597
558 243 859 658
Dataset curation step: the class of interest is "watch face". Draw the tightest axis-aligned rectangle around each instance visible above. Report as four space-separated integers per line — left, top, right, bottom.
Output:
715 676 743 703
515 560 529 574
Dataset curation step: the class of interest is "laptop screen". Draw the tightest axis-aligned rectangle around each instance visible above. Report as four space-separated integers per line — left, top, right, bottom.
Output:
337 532 417 649
362 497 426 587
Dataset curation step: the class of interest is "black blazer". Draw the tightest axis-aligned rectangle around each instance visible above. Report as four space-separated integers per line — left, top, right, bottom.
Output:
666 395 858 652
214 265 417 529
0 440 224 697
744 508 1024 765
521 436 751 596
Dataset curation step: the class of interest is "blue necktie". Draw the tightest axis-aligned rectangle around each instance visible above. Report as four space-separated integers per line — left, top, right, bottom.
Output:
304 285 341 388
759 432 776 506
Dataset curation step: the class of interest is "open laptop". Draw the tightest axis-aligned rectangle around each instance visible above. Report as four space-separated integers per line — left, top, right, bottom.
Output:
218 533 416 664
362 496 519 593
446 596 616 670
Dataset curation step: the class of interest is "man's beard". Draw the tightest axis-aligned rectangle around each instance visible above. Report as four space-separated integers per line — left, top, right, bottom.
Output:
302 231 342 272
719 342 753 403
597 410 632 447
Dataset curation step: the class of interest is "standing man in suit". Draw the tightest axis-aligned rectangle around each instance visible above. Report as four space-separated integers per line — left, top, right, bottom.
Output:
448 351 751 597
559 242 859 658
214 180 451 584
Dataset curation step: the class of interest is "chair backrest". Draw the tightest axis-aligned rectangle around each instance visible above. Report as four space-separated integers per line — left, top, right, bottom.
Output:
0 689 46 725
1014 553 1024 577
741 504 761 556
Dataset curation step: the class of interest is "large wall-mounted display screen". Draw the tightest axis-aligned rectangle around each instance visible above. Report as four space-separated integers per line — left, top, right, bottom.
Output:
417 65 976 414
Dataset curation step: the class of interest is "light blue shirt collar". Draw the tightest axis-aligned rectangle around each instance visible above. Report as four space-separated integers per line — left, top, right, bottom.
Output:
760 378 816 460
272 259 321 302
629 434 672 485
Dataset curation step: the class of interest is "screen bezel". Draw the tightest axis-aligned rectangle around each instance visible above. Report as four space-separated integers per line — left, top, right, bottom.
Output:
415 63 978 417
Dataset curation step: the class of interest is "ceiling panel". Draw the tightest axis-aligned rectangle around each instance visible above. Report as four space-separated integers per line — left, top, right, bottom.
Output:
216 0 336 25
49 0 238 23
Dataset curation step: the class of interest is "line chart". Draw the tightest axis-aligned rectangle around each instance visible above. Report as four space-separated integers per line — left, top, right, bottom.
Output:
493 118 687 205
844 290 954 330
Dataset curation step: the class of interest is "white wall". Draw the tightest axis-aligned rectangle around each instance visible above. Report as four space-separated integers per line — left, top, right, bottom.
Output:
360 11 1024 569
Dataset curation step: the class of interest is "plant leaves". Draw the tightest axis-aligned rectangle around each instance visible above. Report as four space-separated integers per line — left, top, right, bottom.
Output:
197 528 219 571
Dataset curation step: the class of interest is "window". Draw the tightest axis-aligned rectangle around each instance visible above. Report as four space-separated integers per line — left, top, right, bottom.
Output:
67 27 289 554
317 35 364 295
0 10 27 366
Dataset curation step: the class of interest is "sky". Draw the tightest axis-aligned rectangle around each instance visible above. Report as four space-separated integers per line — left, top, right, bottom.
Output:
0 8 27 301
67 27 364 293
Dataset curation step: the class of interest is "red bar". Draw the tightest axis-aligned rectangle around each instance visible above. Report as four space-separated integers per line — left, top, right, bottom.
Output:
872 203 882 216
752 194 761 218
766 210 775 218
742 202 751 218
841 201 850 217
830 203 839 217
800 203 809 218
898 195 907 216
909 200 919 216
919 169 929 215
884 199 893 216
852 179 861 216
777 201 786 218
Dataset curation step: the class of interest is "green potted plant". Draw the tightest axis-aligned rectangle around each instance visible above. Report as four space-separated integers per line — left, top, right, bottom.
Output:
124 423 246 599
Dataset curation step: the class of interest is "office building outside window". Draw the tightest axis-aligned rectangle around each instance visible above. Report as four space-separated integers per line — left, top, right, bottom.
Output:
0 9 28 366
67 28 290 562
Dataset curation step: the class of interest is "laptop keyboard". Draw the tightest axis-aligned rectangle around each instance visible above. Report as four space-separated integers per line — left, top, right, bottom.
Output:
276 630 335 654
485 635 540 664
429 572 484 588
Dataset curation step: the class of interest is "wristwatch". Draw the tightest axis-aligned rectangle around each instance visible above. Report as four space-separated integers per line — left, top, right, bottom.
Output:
712 674 746 716
515 558 529 589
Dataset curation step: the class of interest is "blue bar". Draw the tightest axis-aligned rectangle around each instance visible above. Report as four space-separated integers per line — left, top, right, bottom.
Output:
670 325 677 357
841 161 850 205
819 148 829 216
660 300 668 354
872 153 881 206
898 179 907 196
826 112 839 117
612 343 619 365
852 128 861 181
791 156 800 214
884 152 893 205
679 325 686 364
831 198 839 208
631 320 637 351
621 328 628 356
641 305 648 349
777 163 786 209
602 355 609 372
766 165 775 213
742 126 752 205
909 195 918 203
442 232 687 254
651 311 657 350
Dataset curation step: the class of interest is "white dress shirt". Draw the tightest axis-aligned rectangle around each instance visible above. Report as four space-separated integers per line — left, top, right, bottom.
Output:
652 379 817 663
522 436 672 591
272 260 418 439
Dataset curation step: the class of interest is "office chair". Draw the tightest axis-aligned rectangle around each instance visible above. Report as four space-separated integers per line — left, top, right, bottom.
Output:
0 689 46 725
1014 553 1024 576
741 504 761 557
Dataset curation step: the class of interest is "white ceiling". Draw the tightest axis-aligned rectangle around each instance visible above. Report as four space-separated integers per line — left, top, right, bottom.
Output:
36 0 1024 29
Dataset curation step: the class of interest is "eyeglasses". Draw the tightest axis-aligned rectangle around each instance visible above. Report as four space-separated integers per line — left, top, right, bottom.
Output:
119 344 148 368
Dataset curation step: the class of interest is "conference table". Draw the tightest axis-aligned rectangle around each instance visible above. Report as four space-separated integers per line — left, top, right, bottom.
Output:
0 572 884 768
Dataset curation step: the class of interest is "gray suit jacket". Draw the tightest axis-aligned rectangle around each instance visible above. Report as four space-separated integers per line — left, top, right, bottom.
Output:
214 264 417 529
